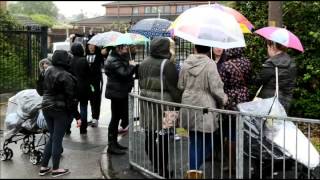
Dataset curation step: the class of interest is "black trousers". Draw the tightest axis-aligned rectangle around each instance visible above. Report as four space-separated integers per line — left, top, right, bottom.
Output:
108 97 128 144
144 131 170 178
89 81 102 120
42 109 71 170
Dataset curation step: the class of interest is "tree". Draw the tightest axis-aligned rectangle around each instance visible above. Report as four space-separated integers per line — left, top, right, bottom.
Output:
70 9 88 21
30 14 57 28
8 1 58 18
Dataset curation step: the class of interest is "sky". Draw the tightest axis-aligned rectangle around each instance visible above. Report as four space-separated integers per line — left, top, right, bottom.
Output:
53 1 112 18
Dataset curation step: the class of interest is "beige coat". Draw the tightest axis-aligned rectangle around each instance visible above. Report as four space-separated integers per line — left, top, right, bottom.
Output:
178 54 226 133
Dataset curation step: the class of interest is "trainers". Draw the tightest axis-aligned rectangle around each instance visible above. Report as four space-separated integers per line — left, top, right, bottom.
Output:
39 167 51 176
51 169 70 177
91 119 98 127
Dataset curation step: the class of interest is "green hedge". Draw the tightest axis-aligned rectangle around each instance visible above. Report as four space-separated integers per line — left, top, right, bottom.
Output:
236 1 320 119
0 10 31 93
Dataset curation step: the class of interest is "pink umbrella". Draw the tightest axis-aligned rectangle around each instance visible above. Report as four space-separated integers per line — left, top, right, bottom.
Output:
254 27 304 52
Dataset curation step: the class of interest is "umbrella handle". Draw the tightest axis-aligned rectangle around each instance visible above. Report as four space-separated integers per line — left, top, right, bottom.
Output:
129 47 132 61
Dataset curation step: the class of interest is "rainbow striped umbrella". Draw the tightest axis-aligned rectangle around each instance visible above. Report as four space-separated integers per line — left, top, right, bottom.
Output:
169 4 254 34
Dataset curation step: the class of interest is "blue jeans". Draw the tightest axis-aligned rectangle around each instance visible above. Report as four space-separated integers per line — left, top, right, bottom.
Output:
189 131 213 170
42 109 72 170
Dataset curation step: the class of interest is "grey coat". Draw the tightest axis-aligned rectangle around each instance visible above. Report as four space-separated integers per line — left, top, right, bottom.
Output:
139 37 182 131
178 54 226 133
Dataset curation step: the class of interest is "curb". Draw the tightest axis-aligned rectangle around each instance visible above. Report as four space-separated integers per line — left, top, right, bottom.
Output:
99 134 149 179
100 145 118 179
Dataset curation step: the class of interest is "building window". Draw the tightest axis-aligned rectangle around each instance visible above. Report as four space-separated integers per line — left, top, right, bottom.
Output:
164 6 170 13
151 6 157 14
158 6 164 13
133 7 139 15
183 5 190 11
145 6 151 14
176 5 183 13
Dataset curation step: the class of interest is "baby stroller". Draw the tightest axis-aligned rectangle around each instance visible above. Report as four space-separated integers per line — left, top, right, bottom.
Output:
0 89 49 165
238 97 320 179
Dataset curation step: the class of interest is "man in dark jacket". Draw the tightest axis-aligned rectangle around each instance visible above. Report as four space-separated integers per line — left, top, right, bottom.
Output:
67 42 91 134
39 50 79 177
138 37 182 178
255 40 297 112
86 43 104 127
104 44 138 155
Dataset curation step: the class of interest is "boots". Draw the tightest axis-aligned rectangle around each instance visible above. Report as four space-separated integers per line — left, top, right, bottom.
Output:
185 170 203 179
116 142 128 150
107 143 126 155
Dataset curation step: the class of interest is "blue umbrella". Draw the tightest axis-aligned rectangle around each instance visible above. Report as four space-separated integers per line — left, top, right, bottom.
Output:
129 18 172 39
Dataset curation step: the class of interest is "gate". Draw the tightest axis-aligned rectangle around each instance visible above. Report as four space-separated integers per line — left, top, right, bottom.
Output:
0 26 48 93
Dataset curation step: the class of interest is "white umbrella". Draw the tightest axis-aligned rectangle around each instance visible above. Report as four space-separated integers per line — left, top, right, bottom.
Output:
87 31 123 47
170 5 246 49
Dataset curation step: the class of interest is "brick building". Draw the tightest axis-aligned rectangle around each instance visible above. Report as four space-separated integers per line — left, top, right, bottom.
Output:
71 1 214 32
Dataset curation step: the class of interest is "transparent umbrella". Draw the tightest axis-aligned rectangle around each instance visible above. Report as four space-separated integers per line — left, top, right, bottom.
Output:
169 5 246 49
87 31 122 47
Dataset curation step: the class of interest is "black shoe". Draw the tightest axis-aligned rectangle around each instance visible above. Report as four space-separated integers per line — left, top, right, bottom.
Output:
107 144 126 155
116 143 128 150
51 169 70 177
80 129 87 134
39 167 51 176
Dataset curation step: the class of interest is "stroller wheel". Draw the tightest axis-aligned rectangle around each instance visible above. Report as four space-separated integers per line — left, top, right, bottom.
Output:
0 150 7 161
20 143 30 154
4 148 13 160
30 150 42 165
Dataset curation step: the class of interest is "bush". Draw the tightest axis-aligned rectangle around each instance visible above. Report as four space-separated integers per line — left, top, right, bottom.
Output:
236 1 320 119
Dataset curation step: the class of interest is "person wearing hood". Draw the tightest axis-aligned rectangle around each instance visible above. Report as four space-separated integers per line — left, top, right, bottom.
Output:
36 58 52 96
138 37 182 178
178 44 228 177
86 43 104 127
39 50 79 177
217 47 252 173
66 42 91 135
255 40 296 112
104 44 138 155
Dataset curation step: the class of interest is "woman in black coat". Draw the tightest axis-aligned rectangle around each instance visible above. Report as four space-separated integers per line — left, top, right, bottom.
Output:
86 43 104 127
104 44 138 155
68 43 91 134
39 50 79 177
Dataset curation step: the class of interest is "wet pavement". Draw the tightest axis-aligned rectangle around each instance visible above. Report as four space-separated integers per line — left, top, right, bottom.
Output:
0 74 112 179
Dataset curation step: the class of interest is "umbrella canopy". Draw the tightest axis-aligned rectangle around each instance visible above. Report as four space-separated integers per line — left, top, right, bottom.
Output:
129 18 172 38
212 3 254 33
169 5 246 49
104 32 150 47
254 27 304 52
169 4 254 34
87 31 122 47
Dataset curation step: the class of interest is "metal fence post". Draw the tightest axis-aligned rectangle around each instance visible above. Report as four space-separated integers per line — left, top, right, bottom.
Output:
236 114 244 178
128 94 134 165
26 26 32 77
40 26 48 59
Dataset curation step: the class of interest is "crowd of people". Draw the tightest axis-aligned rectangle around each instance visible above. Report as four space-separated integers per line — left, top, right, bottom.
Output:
35 31 296 177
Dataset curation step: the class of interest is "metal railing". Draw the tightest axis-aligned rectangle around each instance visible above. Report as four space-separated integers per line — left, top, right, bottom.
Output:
0 26 48 93
128 93 320 179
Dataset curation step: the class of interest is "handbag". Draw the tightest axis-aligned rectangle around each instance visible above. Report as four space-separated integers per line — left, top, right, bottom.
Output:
160 59 179 129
